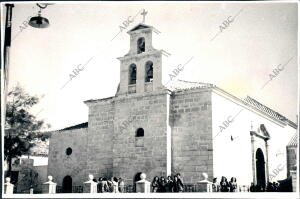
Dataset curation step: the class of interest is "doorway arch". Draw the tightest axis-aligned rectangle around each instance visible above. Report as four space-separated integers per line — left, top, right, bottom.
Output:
256 148 266 189
62 175 72 193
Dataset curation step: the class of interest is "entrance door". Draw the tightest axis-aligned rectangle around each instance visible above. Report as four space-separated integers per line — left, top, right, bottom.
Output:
256 148 266 189
62 176 72 193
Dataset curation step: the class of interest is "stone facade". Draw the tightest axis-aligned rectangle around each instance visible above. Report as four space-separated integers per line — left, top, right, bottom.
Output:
47 22 297 190
171 88 213 183
48 126 88 186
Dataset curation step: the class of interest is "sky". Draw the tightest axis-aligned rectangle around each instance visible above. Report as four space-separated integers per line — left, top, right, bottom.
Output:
2 1 298 131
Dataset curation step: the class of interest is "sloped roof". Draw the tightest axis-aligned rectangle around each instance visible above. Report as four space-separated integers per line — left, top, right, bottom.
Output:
168 79 215 91
168 80 296 127
287 133 298 147
128 23 152 32
58 122 88 131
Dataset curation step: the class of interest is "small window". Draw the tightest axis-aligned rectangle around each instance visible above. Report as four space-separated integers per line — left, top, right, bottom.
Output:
145 61 153 82
129 64 137 85
137 37 145 54
66 147 72 156
136 128 144 137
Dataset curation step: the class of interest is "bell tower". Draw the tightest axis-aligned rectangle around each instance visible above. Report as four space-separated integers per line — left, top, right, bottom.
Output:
117 22 163 95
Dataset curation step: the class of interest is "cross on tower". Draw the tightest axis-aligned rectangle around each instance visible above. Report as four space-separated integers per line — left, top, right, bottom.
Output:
141 9 148 23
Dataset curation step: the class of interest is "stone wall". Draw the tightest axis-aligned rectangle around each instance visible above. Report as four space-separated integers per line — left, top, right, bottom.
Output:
113 90 169 184
85 98 115 179
171 88 213 183
48 127 88 186
287 146 297 177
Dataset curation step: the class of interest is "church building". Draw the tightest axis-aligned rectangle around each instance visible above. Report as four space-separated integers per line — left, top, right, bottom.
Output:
47 22 297 192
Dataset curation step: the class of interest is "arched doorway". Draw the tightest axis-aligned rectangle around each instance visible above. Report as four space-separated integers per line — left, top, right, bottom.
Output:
256 148 266 189
62 175 72 193
133 172 142 192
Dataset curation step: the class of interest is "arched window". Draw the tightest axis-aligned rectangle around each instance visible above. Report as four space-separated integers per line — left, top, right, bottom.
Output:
66 147 72 156
145 61 153 82
136 128 144 137
129 64 137 85
137 37 145 54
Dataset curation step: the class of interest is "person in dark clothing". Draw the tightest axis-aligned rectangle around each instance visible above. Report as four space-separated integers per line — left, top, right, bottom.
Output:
99 177 109 193
151 176 159 193
176 173 184 192
212 178 220 192
267 182 274 192
158 176 167 192
250 183 255 192
220 176 229 192
229 177 237 192
166 176 174 192
173 175 184 192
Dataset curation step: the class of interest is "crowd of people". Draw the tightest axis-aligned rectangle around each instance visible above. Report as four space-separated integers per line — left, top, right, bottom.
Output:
95 177 125 193
93 175 285 193
212 176 285 192
212 176 238 192
151 173 184 192
250 182 282 192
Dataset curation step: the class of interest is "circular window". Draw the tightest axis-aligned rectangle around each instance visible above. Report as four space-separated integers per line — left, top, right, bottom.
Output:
136 128 144 137
66 147 72 156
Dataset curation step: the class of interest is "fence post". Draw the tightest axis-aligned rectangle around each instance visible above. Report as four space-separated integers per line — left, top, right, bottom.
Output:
43 176 57 194
135 173 151 193
4 177 14 194
83 174 97 193
196 173 212 192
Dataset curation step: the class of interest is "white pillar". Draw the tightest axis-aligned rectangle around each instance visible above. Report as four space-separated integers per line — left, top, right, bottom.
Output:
197 173 212 192
43 176 57 194
135 173 151 193
84 174 97 193
4 177 14 194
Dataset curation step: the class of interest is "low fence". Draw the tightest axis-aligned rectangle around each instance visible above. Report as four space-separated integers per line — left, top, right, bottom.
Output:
52 184 249 193
56 185 83 193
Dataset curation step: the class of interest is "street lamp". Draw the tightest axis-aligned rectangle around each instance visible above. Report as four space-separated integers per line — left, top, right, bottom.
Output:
29 3 50 28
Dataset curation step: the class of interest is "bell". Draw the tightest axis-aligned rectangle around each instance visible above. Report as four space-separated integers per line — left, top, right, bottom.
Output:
29 15 49 28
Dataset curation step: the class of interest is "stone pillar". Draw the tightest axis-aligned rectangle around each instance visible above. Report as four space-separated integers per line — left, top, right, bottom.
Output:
84 174 97 193
196 173 212 192
290 170 297 192
4 177 14 194
43 176 57 194
265 140 270 184
135 173 151 193
250 132 256 184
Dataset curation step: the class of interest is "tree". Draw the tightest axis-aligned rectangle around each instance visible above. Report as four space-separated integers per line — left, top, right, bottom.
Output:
4 84 50 177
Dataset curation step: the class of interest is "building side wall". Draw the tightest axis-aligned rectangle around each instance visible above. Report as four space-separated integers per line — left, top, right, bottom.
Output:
211 91 296 185
85 100 115 179
47 128 88 186
112 91 169 184
171 89 213 183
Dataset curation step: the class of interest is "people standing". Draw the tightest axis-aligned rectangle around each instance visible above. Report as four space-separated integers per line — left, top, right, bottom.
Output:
151 176 159 193
166 176 174 192
111 177 119 193
220 176 229 192
176 173 184 192
118 178 124 193
158 176 167 192
99 177 109 193
173 175 184 192
212 178 220 192
229 177 237 192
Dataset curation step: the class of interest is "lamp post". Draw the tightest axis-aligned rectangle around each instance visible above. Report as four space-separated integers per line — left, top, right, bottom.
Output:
3 3 51 178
